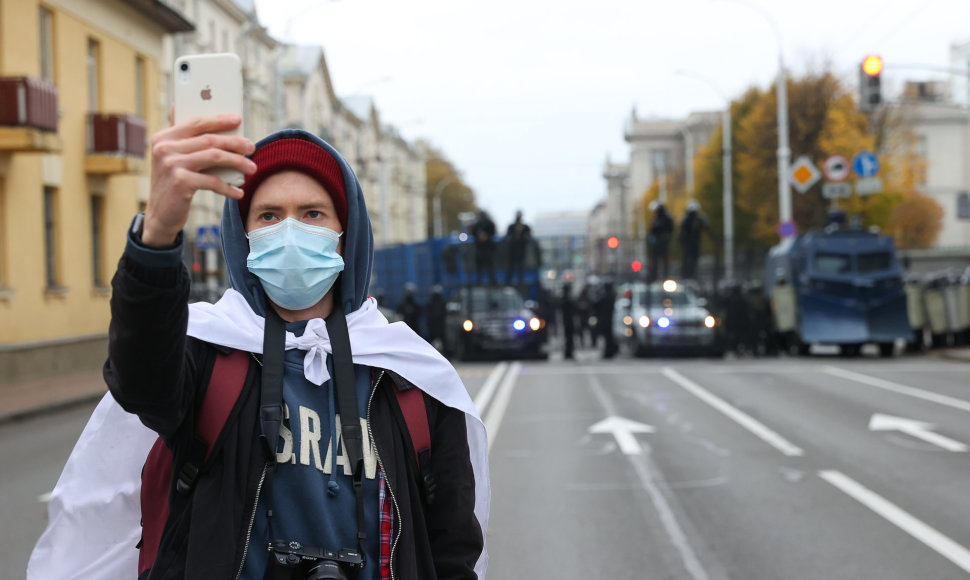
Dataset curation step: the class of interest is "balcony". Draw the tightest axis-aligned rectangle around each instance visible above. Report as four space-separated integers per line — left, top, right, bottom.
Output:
85 113 147 174
0 77 61 153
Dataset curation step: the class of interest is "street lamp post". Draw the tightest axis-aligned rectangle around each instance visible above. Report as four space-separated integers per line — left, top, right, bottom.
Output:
675 70 735 282
432 175 459 238
717 0 791 233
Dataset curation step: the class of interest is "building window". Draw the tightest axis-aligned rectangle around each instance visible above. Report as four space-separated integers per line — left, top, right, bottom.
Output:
0 184 6 288
39 6 54 82
958 192 970 221
43 186 59 289
91 195 105 287
915 135 928 187
87 38 100 111
135 56 145 117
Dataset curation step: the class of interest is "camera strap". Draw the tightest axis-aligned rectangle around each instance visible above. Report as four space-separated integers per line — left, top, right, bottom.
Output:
257 305 367 565
325 307 368 562
259 306 286 539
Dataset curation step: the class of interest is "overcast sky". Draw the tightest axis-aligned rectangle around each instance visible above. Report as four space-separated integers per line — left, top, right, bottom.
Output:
253 0 970 230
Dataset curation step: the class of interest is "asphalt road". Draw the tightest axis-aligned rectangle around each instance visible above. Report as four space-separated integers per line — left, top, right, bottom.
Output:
5 352 969 579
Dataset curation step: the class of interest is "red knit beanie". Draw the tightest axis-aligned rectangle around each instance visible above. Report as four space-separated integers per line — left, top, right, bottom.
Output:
239 138 348 229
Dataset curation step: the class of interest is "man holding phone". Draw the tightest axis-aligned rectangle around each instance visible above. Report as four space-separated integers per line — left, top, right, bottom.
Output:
32 115 489 580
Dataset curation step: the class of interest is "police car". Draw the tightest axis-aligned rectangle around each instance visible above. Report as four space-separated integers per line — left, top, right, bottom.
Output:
613 279 722 357
443 285 547 360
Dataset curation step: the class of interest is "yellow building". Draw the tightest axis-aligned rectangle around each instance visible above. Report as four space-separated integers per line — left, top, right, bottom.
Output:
0 0 191 385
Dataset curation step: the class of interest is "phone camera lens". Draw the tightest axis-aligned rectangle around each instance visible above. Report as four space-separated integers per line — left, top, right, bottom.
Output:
179 62 189 72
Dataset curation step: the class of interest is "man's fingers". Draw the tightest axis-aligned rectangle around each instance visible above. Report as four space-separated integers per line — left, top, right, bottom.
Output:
157 133 255 157
175 149 257 177
170 169 244 201
164 114 244 141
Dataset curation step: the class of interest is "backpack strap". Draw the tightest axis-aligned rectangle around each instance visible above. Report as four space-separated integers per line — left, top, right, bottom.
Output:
392 382 436 505
139 348 251 575
176 348 250 495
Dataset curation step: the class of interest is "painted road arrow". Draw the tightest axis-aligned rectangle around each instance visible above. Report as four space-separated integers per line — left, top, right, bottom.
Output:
589 416 655 455
869 414 968 452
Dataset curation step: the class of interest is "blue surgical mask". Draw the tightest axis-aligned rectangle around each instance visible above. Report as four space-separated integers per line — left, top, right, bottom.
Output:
246 218 345 311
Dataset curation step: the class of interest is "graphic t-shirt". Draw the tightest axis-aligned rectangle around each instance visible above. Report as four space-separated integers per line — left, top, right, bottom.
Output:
241 345 382 580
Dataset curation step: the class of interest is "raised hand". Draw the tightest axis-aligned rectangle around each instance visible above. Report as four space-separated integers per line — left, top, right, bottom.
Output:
142 114 256 247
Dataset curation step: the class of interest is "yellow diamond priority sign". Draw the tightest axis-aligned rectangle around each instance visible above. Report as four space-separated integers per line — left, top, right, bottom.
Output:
789 156 821 194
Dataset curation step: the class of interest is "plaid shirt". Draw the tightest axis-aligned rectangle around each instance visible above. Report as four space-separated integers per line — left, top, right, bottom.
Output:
378 466 394 579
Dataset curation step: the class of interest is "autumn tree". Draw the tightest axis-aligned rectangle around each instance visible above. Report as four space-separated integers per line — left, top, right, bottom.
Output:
423 145 476 238
692 67 942 256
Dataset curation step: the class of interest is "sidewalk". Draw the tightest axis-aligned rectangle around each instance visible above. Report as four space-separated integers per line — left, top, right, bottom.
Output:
0 369 106 425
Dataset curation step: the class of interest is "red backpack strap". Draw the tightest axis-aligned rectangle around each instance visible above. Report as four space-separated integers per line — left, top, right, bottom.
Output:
175 348 250 493
393 383 436 505
140 348 250 575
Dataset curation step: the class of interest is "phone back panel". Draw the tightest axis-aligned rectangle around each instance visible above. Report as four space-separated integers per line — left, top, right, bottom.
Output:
173 53 244 186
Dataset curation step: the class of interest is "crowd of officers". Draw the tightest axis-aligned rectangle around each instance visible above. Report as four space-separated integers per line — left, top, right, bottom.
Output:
396 201 782 359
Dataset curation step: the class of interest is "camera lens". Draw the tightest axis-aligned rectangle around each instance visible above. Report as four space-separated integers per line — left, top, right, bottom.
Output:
308 561 347 580
179 62 188 72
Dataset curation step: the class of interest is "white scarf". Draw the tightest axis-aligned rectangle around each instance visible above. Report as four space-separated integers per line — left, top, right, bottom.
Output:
28 290 490 579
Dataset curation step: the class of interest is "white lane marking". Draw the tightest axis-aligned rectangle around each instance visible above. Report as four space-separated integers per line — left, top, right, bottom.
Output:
473 361 509 416
483 362 520 453
588 373 709 580
662 367 804 457
869 413 969 452
588 416 655 455
819 470 970 574
824 366 970 413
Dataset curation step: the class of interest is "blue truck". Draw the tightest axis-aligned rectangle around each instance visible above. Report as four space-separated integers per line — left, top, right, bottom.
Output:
370 235 545 319
763 211 911 357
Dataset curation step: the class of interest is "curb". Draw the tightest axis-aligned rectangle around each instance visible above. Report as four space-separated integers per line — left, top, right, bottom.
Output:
0 392 104 426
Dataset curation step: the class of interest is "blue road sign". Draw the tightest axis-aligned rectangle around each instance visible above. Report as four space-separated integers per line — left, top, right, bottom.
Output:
852 151 880 178
196 225 221 250
777 220 797 238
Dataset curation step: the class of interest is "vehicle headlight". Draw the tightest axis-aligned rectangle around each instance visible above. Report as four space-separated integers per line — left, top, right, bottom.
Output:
512 318 526 331
638 315 650 328
462 319 474 332
704 315 716 328
529 317 542 331
657 316 671 329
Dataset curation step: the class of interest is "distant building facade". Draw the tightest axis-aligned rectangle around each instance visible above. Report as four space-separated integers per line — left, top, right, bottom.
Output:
0 0 450 387
898 89 970 247
0 0 191 384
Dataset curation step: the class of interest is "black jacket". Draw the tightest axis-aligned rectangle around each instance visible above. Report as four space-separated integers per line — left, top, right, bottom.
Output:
105 252 483 580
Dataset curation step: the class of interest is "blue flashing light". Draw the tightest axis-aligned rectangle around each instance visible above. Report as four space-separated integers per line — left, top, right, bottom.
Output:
512 319 526 331
657 316 671 329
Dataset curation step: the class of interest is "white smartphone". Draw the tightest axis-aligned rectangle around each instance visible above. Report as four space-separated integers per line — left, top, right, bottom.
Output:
173 52 245 187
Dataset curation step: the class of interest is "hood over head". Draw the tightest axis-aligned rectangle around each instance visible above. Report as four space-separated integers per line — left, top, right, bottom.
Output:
220 129 373 317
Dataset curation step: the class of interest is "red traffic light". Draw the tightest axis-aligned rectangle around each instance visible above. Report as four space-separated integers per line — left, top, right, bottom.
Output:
631 260 642 273
607 236 619 249
862 55 883 76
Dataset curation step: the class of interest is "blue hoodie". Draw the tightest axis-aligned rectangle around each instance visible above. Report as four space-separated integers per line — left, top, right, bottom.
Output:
220 130 382 579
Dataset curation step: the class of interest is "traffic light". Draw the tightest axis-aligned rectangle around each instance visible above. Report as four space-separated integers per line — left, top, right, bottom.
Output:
859 54 883 112
631 260 642 273
607 236 619 249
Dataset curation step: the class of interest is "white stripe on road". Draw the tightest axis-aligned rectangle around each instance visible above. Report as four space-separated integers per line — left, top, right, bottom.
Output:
473 361 509 416
823 366 970 413
662 367 804 457
587 374 709 580
819 470 970 574
482 362 521 453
